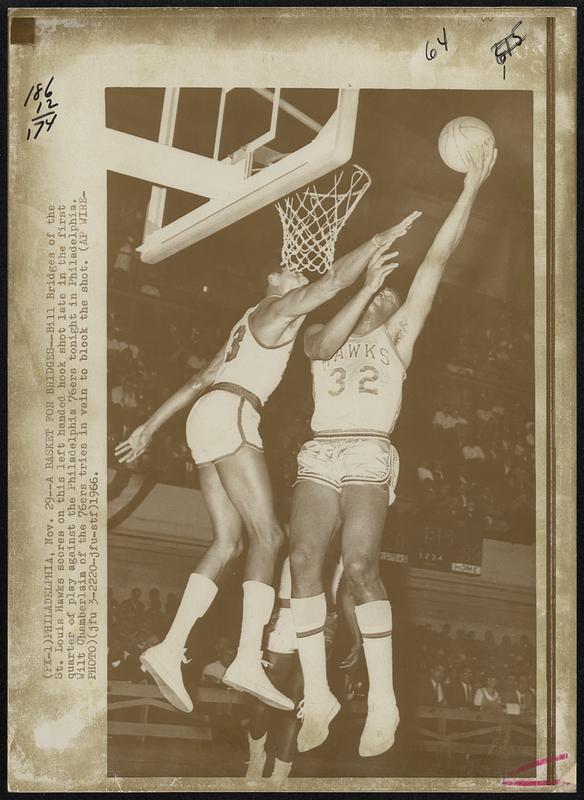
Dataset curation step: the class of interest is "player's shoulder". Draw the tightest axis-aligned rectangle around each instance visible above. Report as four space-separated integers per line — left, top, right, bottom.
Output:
250 294 282 320
246 295 277 327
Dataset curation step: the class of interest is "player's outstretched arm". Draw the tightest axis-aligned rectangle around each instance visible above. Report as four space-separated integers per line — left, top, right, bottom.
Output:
114 343 226 463
273 210 421 319
388 141 497 366
304 247 399 360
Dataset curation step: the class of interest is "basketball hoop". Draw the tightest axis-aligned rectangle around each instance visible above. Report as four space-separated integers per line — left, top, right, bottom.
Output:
276 164 372 275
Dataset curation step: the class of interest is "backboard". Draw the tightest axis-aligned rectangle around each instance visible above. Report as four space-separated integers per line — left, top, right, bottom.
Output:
105 88 360 264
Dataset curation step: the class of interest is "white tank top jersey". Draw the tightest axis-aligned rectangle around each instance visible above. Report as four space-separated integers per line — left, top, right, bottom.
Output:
212 298 295 404
311 324 406 435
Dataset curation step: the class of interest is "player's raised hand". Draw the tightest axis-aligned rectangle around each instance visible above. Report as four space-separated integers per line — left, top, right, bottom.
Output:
365 248 399 293
376 209 423 247
115 424 153 464
464 140 497 189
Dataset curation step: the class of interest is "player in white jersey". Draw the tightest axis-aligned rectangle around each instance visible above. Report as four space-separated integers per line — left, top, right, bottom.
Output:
114 211 419 714
288 141 497 756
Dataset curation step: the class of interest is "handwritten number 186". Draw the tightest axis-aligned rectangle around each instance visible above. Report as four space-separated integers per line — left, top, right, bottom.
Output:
425 27 448 61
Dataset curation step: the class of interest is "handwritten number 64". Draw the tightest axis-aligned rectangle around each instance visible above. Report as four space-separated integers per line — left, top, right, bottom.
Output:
425 27 448 61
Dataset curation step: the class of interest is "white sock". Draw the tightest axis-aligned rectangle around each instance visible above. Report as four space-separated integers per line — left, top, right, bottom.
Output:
237 581 275 660
355 600 396 707
245 731 267 778
270 756 292 781
164 572 218 650
291 594 329 699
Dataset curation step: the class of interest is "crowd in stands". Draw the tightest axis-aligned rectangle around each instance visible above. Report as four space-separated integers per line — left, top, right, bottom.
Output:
108 585 535 717
409 623 536 712
107 586 180 683
413 385 535 541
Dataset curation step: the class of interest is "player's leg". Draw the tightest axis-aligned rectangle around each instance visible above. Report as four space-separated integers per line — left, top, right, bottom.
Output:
290 479 341 596
337 576 362 671
268 656 304 783
245 701 270 780
289 479 342 752
245 556 295 780
140 464 242 713
342 484 399 756
341 484 388 603
214 446 293 710
195 463 245 579
215 446 283 582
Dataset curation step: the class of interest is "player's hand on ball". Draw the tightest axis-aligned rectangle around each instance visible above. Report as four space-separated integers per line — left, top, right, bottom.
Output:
377 209 423 247
115 424 153 463
365 248 399 292
464 140 497 189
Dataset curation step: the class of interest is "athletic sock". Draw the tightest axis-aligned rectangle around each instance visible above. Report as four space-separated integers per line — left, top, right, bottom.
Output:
270 756 292 782
291 594 329 699
236 581 275 660
164 572 218 650
355 600 396 707
245 731 267 779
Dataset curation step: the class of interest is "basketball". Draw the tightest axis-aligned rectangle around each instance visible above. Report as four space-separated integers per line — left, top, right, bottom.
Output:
438 117 495 173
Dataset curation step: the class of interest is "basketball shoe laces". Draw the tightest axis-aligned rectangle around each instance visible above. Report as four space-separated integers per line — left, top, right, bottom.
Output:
296 699 305 720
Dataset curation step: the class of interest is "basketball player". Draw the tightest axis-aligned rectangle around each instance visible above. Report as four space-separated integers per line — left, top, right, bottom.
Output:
289 141 497 755
114 210 421 714
244 555 343 783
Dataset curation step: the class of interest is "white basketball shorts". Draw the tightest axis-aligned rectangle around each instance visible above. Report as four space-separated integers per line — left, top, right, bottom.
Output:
295 433 399 505
186 388 263 466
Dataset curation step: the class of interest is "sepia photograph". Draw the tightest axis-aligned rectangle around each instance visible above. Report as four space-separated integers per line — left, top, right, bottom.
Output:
7 7 576 792
106 86 537 780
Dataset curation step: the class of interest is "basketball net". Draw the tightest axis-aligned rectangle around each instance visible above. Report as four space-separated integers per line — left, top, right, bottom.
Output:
276 164 371 275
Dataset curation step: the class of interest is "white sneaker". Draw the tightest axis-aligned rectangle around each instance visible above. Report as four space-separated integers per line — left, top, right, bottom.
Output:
296 692 341 752
359 703 399 757
223 657 294 711
140 641 193 713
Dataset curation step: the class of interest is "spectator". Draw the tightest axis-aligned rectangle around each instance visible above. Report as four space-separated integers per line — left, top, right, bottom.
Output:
517 674 536 712
446 666 474 708
202 637 236 684
119 587 144 623
473 675 501 710
500 674 522 707
417 461 434 483
433 406 457 431
417 663 447 706
144 588 165 636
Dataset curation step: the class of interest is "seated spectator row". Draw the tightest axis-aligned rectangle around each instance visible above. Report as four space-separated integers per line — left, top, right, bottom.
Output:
108 584 535 717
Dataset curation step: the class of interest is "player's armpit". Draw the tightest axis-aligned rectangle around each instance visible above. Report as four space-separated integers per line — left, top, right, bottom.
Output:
384 307 421 369
303 323 326 358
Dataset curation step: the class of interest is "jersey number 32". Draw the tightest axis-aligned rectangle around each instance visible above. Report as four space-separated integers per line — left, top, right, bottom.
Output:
328 365 379 396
